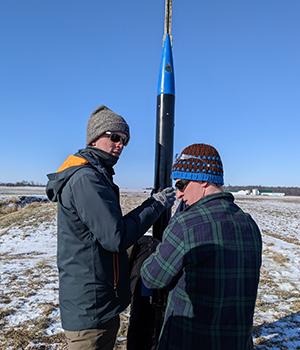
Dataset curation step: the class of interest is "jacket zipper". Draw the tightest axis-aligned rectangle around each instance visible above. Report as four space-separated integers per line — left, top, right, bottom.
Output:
112 253 119 297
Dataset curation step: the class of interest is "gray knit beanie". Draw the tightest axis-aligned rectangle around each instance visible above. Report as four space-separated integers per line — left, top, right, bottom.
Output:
86 105 130 145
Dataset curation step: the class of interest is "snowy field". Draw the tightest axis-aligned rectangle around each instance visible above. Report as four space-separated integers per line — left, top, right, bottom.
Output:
0 187 299 349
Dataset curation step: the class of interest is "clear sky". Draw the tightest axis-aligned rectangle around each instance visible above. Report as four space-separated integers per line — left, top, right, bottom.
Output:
1 0 299 188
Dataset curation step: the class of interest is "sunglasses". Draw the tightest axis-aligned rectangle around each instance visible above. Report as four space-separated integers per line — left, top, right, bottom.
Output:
175 179 190 192
104 131 128 146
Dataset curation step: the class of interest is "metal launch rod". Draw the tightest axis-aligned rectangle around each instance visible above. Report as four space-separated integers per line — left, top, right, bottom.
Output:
164 0 173 40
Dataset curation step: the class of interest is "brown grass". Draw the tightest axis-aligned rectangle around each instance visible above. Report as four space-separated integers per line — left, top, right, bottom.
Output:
1 303 66 349
0 307 16 321
1 194 299 349
0 202 56 236
36 260 53 270
263 229 300 246
120 192 148 215
263 247 290 265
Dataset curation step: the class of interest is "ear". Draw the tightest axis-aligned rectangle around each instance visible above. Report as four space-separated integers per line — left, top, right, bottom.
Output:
201 181 209 188
90 139 97 146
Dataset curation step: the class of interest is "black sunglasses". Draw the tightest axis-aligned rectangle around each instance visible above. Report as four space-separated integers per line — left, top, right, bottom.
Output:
104 131 128 146
175 179 190 192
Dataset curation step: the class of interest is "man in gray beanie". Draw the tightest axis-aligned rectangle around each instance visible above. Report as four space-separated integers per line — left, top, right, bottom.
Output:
46 105 175 350
86 105 130 149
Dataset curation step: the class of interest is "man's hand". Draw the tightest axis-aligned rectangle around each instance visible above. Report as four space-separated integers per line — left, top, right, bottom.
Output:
152 187 176 209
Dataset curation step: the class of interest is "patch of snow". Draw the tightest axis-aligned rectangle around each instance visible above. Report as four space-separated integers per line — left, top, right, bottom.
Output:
0 223 56 256
1 194 300 349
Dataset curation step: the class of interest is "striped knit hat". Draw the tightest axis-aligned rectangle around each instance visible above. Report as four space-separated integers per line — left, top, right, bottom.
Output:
172 144 224 185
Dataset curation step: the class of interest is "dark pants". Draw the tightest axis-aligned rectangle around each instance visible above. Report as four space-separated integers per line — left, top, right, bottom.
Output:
65 316 120 350
127 280 165 350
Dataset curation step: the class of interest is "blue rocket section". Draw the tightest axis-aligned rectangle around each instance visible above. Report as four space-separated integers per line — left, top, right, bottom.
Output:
157 34 175 95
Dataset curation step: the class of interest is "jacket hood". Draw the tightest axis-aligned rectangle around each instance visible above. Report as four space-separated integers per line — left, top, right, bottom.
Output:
46 147 118 202
46 155 89 202
78 146 118 173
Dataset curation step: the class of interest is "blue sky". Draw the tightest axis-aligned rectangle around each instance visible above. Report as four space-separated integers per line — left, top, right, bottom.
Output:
1 0 299 188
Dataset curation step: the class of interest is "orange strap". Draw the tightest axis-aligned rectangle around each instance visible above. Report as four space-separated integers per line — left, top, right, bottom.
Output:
113 253 119 291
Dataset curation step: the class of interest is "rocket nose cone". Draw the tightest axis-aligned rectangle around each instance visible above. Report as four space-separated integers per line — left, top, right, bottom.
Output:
157 34 175 95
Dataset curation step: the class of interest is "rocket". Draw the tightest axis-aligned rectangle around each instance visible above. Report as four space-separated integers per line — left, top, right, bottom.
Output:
153 0 175 241
126 3 175 349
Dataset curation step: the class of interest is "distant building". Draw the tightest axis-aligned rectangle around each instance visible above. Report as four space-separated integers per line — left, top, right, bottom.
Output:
228 188 286 197
251 188 260 196
260 191 285 197
237 190 251 195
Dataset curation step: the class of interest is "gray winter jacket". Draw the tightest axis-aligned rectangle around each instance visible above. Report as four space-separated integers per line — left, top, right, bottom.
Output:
46 147 164 331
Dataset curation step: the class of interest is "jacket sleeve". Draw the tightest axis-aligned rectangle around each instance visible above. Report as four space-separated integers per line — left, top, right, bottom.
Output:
140 219 185 289
70 170 164 252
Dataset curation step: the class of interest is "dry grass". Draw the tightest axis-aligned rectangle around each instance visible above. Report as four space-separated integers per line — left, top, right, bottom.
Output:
1 194 299 350
120 192 148 215
263 229 300 246
0 195 132 350
256 248 300 313
0 202 56 236
36 260 53 270
0 307 16 320
2 303 66 350
263 247 290 265
0 199 19 217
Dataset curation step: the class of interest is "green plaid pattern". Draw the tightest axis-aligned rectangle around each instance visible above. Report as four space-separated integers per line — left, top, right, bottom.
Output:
141 192 262 350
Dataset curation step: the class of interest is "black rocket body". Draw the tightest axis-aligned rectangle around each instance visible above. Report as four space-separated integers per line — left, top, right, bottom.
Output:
153 33 175 241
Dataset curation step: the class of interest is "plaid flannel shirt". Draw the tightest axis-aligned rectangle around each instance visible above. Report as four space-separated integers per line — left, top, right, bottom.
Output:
141 192 262 350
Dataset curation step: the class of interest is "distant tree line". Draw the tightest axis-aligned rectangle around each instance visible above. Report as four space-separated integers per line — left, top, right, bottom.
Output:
224 185 300 196
0 180 45 187
1 182 300 196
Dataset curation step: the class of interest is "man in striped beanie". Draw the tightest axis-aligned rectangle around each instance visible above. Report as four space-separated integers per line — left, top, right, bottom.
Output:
141 143 262 350
171 143 224 206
